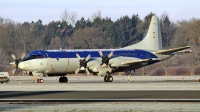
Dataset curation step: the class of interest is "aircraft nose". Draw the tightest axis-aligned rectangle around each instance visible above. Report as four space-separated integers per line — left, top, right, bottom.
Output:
18 62 24 69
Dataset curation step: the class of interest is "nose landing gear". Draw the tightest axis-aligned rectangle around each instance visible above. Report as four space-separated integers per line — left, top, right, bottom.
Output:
37 78 44 83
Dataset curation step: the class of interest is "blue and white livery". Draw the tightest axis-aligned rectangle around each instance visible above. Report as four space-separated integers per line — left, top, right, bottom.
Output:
11 15 191 83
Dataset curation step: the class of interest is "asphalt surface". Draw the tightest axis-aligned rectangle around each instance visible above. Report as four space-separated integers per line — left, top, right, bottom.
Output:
1 91 200 102
1 76 200 112
1 76 200 102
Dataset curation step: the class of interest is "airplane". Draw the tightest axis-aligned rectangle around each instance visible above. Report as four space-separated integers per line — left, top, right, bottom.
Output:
10 15 191 83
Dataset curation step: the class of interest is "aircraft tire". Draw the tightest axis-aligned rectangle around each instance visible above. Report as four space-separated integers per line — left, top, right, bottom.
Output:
40 79 44 83
104 76 113 82
108 76 113 82
104 76 108 82
63 77 68 83
59 76 68 83
37 79 40 83
37 79 44 83
59 77 63 83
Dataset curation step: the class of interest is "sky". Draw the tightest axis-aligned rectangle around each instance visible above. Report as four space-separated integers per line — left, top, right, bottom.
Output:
1 0 200 24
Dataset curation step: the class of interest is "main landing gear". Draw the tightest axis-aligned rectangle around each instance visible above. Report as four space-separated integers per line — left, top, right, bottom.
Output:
59 76 68 83
104 75 113 82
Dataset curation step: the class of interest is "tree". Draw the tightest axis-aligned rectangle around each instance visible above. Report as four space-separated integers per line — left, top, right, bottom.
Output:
68 27 111 49
160 12 175 48
18 22 31 53
60 9 77 27
75 17 87 29
91 10 102 21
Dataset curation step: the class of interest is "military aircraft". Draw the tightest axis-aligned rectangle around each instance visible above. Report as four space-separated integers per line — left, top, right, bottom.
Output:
11 15 191 83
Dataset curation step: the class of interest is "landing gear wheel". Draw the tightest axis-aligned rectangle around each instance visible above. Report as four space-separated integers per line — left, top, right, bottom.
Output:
37 78 44 83
108 76 113 82
63 77 68 83
104 75 113 82
59 77 63 83
40 79 44 83
59 76 68 83
104 76 108 82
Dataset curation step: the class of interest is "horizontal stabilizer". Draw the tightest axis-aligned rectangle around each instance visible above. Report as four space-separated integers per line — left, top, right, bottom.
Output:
154 46 191 55
176 50 192 54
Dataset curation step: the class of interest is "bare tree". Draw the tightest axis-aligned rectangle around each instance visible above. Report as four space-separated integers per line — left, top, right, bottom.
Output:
91 10 102 21
18 22 31 54
68 27 111 49
60 9 77 27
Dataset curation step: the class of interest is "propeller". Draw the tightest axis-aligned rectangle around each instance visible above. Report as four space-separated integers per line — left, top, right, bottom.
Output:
10 53 26 75
98 50 113 73
75 53 91 75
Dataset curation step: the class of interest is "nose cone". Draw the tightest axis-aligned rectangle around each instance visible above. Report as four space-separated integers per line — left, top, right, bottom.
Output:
18 62 24 69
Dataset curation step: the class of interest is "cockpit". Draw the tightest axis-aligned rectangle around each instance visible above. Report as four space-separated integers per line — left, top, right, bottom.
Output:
23 51 45 61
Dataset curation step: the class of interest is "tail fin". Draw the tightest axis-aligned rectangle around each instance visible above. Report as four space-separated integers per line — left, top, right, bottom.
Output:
122 15 162 50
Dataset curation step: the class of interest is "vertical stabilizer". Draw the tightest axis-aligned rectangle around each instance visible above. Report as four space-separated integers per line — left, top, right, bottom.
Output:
122 15 162 50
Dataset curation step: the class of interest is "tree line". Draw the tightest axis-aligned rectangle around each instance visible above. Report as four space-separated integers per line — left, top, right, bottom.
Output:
0 10 200 75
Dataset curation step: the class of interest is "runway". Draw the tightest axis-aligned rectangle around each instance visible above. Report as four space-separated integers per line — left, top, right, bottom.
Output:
1 91 200 102
1 76 200 91
1 76 200 111
0 76 200 102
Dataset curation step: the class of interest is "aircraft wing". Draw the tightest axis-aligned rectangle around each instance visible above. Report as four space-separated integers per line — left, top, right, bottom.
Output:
154 46 190 55
122 59 150 65
121 58 160 65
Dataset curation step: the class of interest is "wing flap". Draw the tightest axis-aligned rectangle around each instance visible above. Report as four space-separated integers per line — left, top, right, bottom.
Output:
122 59 151 65
121 58 161 65
154 46 190 54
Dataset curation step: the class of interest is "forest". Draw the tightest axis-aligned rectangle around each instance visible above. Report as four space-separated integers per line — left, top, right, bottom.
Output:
0 10 200 76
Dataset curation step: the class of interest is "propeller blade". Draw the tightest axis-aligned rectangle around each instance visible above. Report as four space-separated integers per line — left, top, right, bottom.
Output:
75 54 91 75
98 50 103 57
11 54 17 60
85 68 90 75
14 68 20 76
10 61 16 66
10 53 25 76
76 53 81 60
107 51 113 58
85 54 91 61
12 68 16 75
20 53 26 60
75 68 80 74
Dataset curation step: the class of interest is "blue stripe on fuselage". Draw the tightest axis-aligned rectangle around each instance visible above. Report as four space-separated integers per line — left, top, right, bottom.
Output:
24 49 158 60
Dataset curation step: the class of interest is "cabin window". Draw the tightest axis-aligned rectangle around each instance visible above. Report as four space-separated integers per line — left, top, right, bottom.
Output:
30 55 37 59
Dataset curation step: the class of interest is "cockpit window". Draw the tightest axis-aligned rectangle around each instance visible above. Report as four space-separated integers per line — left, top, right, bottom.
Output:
24 54 44 61
30 55 37 59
